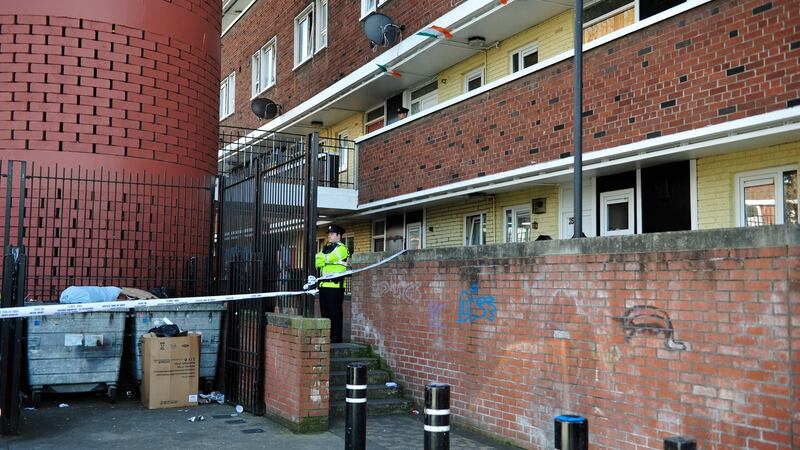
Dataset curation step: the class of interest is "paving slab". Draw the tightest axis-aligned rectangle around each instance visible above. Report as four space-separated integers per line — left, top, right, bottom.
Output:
0 393 519 450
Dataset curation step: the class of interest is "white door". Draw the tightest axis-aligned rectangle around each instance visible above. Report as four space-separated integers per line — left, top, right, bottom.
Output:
560 179 596 238
406 222 422 249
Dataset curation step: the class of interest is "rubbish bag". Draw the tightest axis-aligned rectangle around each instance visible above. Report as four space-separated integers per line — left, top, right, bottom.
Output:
147 324 181 337
59 286 121 304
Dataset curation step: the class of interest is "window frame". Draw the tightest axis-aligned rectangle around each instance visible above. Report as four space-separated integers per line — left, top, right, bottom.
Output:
251 37 277 98
504 205 532 243
464 66 485 93
406 80 438 116
364 103 386 133
600 188 635 236
464 212 487 246
406 222 422 250
293 4 315 69
735 165 798 227
372 219 386 252
219 72 235 121
510 42 539 73
337 131 349 172
315 0 328 53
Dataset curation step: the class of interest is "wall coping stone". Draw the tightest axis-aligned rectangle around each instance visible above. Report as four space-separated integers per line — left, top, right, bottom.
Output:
267 313 331 330
352 225 800 264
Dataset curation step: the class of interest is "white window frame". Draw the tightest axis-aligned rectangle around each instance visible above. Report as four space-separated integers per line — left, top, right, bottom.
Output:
510 42 539 73
372 219 386 252
293 4 314 69
360 0 390 19
464 66 485 93
406 222 422 250
735 165 798 227
251 37 277 98
337 131 349 171
504 205 532 243
364 104 386 133
600 188 635 236
315 0 328 52
219 72 235 121
464 212 486 246
405 80 438 116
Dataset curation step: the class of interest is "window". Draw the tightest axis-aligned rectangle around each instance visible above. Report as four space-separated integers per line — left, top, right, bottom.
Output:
409 81 438 115
337 132 349 171
372 220 386 251
219 72 235 120
465 67 484 93
406 222 422 250
361 0 376 17
365 105 385 133
584 0 634 22
316 0 328 51
465 213 486 246
251 38 276 97
511 44 539 73
600 188 635 236
294 4 314 67
505 206 531 243
736 166 798 227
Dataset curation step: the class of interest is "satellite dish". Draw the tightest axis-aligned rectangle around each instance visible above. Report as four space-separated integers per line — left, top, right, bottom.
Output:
250 98 280 119
362 13 403 48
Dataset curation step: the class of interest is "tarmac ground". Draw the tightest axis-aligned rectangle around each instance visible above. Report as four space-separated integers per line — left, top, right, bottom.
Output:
0 392 520 450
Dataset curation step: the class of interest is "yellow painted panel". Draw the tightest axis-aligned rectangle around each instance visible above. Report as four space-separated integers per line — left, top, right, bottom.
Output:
316 220 372 254
696 142 800 229
425 197 497 248
321 113 363 186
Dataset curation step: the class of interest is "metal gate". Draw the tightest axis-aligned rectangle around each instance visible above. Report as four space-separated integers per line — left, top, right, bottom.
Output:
218 128 319 415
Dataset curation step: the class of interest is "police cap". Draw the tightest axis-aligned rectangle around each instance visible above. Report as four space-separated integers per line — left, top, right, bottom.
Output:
327 224 345 235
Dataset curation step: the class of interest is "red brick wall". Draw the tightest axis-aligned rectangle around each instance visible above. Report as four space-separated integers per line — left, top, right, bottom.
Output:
0 0 221 176
351 227 799 449
264 314 330 430
220 0 456 129
358 0 800 203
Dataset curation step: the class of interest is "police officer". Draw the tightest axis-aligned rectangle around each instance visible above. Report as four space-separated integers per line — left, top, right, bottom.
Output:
315 224 349 343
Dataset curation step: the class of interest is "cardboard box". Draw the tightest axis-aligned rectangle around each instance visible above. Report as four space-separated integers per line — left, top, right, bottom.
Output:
140 332 200 409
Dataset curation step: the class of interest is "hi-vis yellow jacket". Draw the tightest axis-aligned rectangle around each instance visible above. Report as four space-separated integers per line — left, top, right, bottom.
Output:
315 241 349 288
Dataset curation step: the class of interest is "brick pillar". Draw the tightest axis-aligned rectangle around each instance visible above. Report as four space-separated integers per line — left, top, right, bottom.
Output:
264 313 330 433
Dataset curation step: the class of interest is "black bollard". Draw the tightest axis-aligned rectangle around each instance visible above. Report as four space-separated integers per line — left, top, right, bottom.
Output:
345 363 367 450
424 383 450 450
664 436 696 450
554 415 588 450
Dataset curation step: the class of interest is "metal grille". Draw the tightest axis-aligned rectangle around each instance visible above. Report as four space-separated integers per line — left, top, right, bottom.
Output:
218 128 320 415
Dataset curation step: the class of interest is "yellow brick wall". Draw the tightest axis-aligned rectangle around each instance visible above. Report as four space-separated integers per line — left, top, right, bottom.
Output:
493 185 560 241
696 142 800 229
437 11 574 102
315 220 372 253
425 197 497 248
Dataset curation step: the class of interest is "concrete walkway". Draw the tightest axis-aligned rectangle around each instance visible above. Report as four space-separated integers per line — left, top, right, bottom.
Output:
0 394 519 450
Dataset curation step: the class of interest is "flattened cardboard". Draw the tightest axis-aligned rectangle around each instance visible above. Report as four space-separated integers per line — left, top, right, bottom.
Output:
140 332 200 409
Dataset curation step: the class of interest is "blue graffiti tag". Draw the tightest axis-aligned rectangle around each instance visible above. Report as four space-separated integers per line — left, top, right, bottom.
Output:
457 283 496 324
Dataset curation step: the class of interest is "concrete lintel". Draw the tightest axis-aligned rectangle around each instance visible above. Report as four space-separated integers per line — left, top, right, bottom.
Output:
353 225 800 264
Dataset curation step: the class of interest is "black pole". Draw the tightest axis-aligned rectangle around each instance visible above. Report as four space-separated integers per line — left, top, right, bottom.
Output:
554 415 588 450
572 0 584 239
303 133 320 317
424 383 450 450
345 363 367 450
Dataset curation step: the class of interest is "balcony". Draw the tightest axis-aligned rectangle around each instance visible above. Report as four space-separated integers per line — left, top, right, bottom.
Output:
218 126 358 213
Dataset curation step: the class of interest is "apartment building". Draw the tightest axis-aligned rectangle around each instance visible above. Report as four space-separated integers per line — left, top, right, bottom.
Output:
220 0 800 253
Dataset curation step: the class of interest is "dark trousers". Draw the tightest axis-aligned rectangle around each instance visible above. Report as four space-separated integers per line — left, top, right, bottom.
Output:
319 286 344 343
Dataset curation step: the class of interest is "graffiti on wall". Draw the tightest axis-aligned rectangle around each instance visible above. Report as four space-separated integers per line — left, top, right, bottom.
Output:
375 279 422 302
618 305 689 351
457 282 496 324
428 299 446 331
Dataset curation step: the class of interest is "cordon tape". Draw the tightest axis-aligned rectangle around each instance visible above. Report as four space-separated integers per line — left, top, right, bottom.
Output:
0 249 406 320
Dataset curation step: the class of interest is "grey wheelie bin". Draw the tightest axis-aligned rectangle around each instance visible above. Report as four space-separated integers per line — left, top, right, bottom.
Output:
128 302 224 392
27 311 126 402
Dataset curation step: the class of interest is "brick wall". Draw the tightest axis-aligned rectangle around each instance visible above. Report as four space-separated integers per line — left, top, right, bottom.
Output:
264 313 330 433
219 0 457 130
358 0 800 203
1 0 220 176
351 225 800 449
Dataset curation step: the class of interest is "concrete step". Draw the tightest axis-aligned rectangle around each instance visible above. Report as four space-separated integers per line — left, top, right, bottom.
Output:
330 356 380 373
330 369 392 386
330 343 370 359
329 398 416 418
330 383 405 401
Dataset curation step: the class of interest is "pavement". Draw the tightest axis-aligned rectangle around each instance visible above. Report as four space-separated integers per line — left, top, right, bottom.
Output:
0 393 520 450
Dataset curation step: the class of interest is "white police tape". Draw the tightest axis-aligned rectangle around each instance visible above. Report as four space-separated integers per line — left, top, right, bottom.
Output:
303 249 406 289
0 249 407 320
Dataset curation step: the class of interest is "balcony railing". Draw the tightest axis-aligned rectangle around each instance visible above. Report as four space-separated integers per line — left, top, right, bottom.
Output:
218 126 358 190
